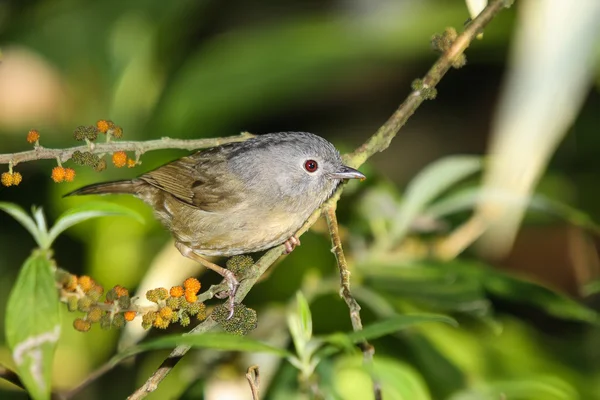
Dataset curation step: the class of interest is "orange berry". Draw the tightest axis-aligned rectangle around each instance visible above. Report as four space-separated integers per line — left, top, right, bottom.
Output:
156 287 169 300
124 311 137 322
51 166 66 183
153 315 170 329
1 172 13 187
73 318 92 332
127 158 136 168
159 306 173 319
184 291 198 304
170 286 184 298
111 125 123 139
65 275 78 291
12 172 22 186
79 275 94 292
96 120 111 133
113 285 129 297
183 277 201 294
64 168 76 182
27 129 40 144
112 151 127 168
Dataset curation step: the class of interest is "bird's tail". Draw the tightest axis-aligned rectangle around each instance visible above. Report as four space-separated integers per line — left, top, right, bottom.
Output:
64 179 139 197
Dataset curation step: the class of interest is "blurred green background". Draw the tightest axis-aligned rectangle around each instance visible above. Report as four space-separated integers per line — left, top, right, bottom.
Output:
1 0 600 399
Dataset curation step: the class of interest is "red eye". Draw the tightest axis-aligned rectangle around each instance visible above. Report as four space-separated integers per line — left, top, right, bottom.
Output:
304 159 318 172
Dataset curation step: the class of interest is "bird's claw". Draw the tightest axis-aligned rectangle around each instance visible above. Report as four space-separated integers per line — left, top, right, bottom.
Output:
283 235 301 254
221 268 239 320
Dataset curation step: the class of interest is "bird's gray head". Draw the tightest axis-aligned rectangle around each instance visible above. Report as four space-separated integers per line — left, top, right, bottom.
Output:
228 132 364 206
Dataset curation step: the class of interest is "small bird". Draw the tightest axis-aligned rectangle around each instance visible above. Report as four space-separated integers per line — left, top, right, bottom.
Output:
66 132 365 317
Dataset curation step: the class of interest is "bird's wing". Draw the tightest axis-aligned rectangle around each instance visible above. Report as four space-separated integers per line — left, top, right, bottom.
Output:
139 150 245 212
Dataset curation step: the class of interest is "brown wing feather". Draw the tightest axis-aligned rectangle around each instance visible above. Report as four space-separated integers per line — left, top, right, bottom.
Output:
139 150 245 212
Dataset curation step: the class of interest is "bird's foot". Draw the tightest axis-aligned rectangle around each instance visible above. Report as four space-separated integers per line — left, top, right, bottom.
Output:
175 242 239 320
214 268 239 319
283 234 301 254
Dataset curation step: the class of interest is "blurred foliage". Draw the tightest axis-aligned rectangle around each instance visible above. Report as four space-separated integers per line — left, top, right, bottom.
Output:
1 0 600 399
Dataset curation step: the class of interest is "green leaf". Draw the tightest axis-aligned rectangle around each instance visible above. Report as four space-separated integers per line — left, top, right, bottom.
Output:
361 263 490 315
333 355 432 400
0 202 43 247
338 314 457 344
119 332 291 361
426 187 600 234
450 376 579 400
582 280 600 297
5 251 61 400
31 207 50 249
296 291 313 343
388 156 481 244
483 272 598 324
47 201 144 247
287 291 315 358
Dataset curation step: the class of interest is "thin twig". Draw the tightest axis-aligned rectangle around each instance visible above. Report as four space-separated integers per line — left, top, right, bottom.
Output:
325 205 381 400
245 365 261 400
0 133 253 166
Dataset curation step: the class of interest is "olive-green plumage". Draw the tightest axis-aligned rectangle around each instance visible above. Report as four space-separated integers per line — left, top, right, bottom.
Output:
66 132 365 257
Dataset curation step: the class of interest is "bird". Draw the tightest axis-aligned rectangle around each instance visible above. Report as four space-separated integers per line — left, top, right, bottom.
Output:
66 132 365 318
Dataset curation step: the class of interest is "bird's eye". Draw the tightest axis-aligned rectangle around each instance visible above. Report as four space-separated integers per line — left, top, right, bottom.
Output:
304 159 318 173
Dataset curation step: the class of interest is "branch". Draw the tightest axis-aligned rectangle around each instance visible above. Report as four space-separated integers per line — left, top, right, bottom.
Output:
0 133 253 166
325 205 381 400
346 0 511 168
245 365 260 400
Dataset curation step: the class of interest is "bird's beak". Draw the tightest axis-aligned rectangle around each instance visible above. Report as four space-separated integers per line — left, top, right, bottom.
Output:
329 165 366 180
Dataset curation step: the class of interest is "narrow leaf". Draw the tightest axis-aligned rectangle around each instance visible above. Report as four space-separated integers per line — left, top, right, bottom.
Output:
483 272 598 324
388 156 481 244
342 314 457 344
31 207 49 249
426 187 600 234
0 202 42 247
296 291 313 342
119 332 291 361
5 251 61 400
47 201 144 246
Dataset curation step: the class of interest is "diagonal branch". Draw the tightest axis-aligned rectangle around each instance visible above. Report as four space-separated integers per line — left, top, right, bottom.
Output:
347 0 510 168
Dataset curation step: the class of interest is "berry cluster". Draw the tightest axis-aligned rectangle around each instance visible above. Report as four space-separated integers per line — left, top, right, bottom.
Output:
96 119 123 138
225 254 254 276
51 166 76 183
1 120 136 188
1 172 23 187
211 303 258 336
73 125 99 142
57 270 213 333
57 255 259 335
111 151 136 168
142 278 207 330
71 150 106 171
